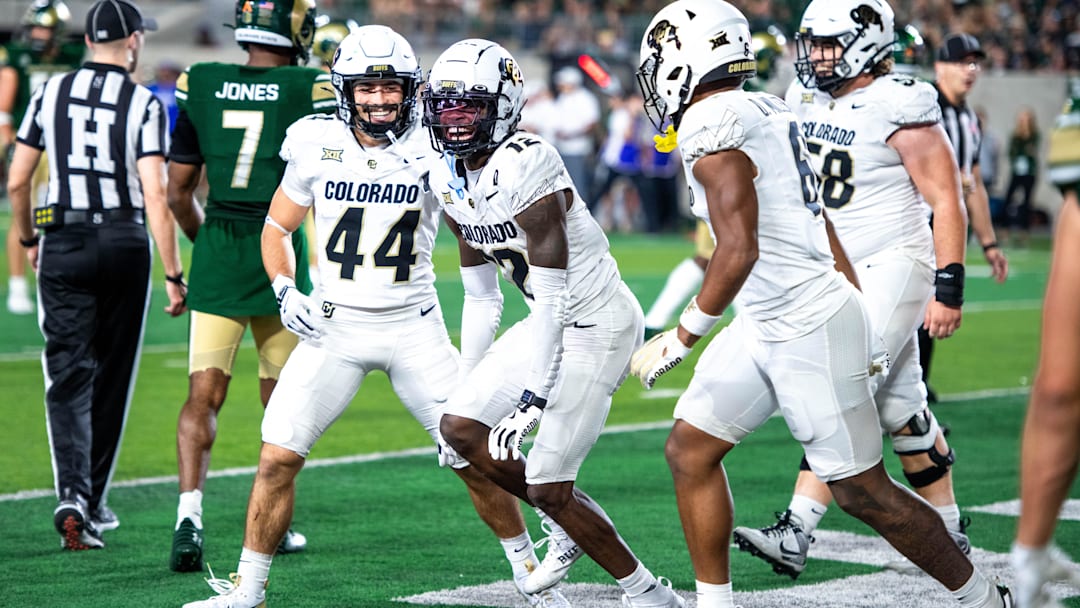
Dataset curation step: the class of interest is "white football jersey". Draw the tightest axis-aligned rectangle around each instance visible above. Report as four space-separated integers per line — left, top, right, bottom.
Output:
679 90 850 341
279 115 440 309
785 75 940 263
429 131 621 317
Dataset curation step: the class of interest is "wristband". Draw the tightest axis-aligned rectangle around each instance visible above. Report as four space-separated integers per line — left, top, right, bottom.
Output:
934 263 965 307
981 241 1000 252
19 234 39 247
678 296 723 337
165 271 185 285
519 389 548 410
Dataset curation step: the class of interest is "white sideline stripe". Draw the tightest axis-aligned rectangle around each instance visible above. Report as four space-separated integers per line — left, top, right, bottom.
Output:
0 421 675 503
968 498 1080 521
0 386 1030 502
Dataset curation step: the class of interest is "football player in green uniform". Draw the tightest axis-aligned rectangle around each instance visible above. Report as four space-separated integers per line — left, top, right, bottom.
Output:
165 0 335 573
1 0 83 314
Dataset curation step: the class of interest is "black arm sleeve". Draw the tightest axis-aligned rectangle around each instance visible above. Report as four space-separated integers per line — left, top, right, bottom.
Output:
168 109 203 164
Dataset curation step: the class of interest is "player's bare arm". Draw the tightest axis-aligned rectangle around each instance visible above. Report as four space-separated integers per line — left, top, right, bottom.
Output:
823 210 861 291
166 160 204 243
138 154 186 317
515 190 570 269
688 149 758 349
261 186 308 282
890 123 966 338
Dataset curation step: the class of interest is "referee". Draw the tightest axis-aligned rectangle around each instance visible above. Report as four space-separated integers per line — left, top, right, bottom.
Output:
7 0 185 551
919 32 1010 401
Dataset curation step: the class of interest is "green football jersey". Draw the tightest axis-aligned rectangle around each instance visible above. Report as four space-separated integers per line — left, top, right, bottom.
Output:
174 63 335 221
0 41 84 128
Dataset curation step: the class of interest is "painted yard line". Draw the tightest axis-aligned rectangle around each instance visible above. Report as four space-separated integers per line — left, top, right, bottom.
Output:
969 498 1080 521
398 530 1079 607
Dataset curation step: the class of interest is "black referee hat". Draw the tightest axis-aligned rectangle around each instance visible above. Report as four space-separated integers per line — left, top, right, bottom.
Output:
86 0 157 43
937 33 986 62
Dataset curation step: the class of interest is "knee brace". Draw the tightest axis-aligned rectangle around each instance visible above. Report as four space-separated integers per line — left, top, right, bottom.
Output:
891 409 955 488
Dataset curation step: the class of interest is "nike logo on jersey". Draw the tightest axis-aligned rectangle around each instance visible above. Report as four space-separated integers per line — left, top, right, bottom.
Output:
420 305 436 317
485 191 498 201
571 322 597 329
851 103 866 109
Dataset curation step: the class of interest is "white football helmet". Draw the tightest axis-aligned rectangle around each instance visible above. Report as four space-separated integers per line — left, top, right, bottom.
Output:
330 25 422 139
422 39 525 157
636 0 756 130
795 0 896 93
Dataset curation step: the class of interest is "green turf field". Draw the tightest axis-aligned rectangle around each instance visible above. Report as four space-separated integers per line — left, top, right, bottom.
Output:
0 210 1076 607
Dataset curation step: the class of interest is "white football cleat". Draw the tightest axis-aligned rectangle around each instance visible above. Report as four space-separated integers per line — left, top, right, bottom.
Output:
621 576 685 607
526 586 572 608
277 528 307 554
1013 544 1080 608
182 569 266 608
521 519 582 594
732 510 812 579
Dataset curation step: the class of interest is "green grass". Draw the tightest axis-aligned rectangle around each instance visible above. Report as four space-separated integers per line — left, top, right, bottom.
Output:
0 208 1075 606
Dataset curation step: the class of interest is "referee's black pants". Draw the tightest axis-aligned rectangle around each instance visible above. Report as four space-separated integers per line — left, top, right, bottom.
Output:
38 222 151 511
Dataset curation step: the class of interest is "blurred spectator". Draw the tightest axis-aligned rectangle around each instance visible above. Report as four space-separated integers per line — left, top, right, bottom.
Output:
550 66 600 209
147 60 182 132
636 118 682 234
592 89 642 233
519 79 557 147
1003 107 1041 246
975 105 1005 223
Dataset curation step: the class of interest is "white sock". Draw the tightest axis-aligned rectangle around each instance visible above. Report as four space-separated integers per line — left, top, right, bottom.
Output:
236 548 273 597
695 580 736 608
500 531 538 581
177 489 203 530
616 561 655 597
789 494 828 534
9 275 28 295
644 258 705 330
951 569 1000 608
936 504 962 534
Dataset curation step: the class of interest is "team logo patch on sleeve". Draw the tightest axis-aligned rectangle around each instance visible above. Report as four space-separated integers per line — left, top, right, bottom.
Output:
322 148 343 162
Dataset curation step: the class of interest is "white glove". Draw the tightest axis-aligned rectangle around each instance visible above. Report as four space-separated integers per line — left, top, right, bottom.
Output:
630 329 691 389
436 428 463 468
488 392 545 461
273 275 323 340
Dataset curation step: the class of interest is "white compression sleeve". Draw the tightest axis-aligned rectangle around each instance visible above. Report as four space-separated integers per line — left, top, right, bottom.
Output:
526 266 569 400
460 263 503 376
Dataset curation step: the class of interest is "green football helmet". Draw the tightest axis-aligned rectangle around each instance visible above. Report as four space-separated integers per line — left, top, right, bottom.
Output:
893 24 929 74
752 26 786 82
311 16 357 68
21 0 70 53
234 0 317 64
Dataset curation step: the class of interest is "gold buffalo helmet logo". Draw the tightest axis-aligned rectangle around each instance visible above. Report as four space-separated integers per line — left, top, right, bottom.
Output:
648 20 680 51
502 59 523 85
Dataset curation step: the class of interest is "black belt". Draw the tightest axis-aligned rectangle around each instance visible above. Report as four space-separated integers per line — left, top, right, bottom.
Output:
61 208 145 226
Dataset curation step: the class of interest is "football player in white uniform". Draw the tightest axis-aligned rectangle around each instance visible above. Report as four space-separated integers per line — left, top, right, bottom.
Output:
181 27 567 608
425 39 684 608
733 0 979 578
630 2 1011 607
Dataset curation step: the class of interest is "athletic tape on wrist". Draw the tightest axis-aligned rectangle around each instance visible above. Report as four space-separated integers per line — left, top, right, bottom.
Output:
678 296 723 337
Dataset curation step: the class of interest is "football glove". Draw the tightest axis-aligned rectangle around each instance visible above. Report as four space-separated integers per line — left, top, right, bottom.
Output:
489 392 545 461
436 428 463 468
273 276 323 340
630 329 691 389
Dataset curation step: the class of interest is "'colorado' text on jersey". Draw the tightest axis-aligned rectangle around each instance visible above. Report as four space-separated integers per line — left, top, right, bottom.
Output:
279 115 439 309
678 90 849 341
786 75 941 263
430 131 621 318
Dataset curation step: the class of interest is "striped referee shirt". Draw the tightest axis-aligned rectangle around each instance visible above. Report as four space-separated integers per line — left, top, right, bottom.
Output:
935 82 982 185
16 61 168 211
